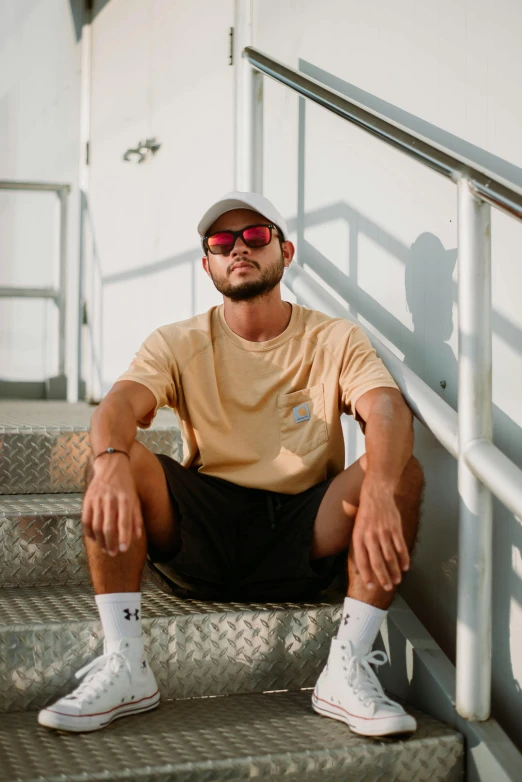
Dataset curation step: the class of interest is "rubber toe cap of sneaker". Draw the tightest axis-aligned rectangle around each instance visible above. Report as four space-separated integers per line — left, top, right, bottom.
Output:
38 700 82 722
385 712 417 734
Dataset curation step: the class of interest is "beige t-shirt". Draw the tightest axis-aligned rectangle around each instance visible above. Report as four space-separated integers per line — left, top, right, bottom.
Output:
117 304 399 494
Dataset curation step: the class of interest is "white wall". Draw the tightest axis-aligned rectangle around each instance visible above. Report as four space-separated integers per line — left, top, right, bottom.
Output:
254 0 522 748
84 0 234 398
0 0 82 397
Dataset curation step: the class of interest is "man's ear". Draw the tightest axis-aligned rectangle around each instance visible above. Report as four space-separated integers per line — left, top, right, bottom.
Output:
201 256 210 276
283 240 295 267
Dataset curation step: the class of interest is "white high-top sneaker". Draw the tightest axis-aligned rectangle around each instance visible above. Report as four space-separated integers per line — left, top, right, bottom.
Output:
312 638 417 737
38 637 160 732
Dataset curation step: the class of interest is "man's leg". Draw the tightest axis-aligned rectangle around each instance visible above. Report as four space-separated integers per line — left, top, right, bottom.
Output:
311 454 424 737
84 439 181 654
85 440 180 594
311 453 424 605
38 441 178 732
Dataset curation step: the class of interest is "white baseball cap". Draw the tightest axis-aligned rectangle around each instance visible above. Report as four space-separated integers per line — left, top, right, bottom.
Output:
197 191 289 240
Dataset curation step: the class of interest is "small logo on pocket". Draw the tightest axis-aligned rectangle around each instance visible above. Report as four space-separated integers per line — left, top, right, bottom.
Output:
293 403 311 423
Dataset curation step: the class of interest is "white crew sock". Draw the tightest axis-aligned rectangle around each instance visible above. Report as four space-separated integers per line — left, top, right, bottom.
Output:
95 592 143 653
336 596 387 655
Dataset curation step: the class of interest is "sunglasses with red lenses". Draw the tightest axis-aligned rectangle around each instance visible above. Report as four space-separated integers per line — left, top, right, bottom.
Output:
205 223 279 255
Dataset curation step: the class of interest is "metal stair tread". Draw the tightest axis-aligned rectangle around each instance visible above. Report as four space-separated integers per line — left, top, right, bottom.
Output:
0 581 346 711
0 401 177 431
0 494 83 514
0 580 341 626
0 689 463 782
0 402 182 495
0 493 87 589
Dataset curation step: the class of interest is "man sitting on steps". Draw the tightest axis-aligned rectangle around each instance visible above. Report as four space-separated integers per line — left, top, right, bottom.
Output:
38 191 424 736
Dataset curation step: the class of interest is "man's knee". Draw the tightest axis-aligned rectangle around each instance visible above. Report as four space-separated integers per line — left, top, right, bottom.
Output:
127 440 167 499
128 439 152 471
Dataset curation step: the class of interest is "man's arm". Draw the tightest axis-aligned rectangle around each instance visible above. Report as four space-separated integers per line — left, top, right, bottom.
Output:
83 381 158 556
351 387 415 592
89 380 156 457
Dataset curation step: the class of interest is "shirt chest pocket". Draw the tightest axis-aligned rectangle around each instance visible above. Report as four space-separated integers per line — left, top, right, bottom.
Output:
277 384 328 457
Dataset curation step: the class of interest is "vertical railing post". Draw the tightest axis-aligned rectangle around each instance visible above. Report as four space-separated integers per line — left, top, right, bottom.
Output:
456 177 493 720
234 0 263 193
57 186 68 379
78 0 92 400
234 0 252 191
251 68 263 193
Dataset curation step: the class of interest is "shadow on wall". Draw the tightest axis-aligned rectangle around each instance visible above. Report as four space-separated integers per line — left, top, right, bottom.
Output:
406 233 522 745
69 0 110 40
294 201 522 748
300 59 522 190
404 234 458 406
79 193 201 399
68 0 86 41
295 60 522 747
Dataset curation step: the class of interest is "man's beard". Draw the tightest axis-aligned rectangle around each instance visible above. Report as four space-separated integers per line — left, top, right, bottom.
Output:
208 253 285 302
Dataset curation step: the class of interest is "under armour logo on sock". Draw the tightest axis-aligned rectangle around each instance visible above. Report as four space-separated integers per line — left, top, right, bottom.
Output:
343 614 350 625
123 608 140 621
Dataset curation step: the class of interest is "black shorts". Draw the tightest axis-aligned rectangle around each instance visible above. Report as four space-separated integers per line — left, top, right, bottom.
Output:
148 455 346 602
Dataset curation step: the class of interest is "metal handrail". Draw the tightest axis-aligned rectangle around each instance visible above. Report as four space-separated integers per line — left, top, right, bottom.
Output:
0 286 60 301
0 180 70 379
0 180 70 193
238 44 522 723
244 47 522 222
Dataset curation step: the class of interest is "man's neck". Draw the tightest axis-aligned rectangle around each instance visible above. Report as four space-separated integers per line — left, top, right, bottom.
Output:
222 293 292 343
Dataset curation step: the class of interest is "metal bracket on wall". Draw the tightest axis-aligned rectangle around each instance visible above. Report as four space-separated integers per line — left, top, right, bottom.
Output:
123 138 161 164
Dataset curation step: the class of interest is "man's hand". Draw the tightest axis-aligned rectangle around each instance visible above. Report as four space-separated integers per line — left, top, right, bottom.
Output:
82 454 144 556
351 388 415 591
351 479 410 592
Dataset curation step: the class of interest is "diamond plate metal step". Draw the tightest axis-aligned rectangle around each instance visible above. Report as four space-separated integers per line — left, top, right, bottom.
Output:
0 689 464 782
0 402 182 494
0 580 343 712
0 495 86 587
0 408 465 782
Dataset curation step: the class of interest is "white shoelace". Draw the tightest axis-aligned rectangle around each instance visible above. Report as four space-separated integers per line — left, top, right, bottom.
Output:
63 652 132 705
341 646 403 712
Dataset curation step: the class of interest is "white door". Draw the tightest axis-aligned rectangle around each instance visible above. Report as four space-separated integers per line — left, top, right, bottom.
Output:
85 0 234 398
